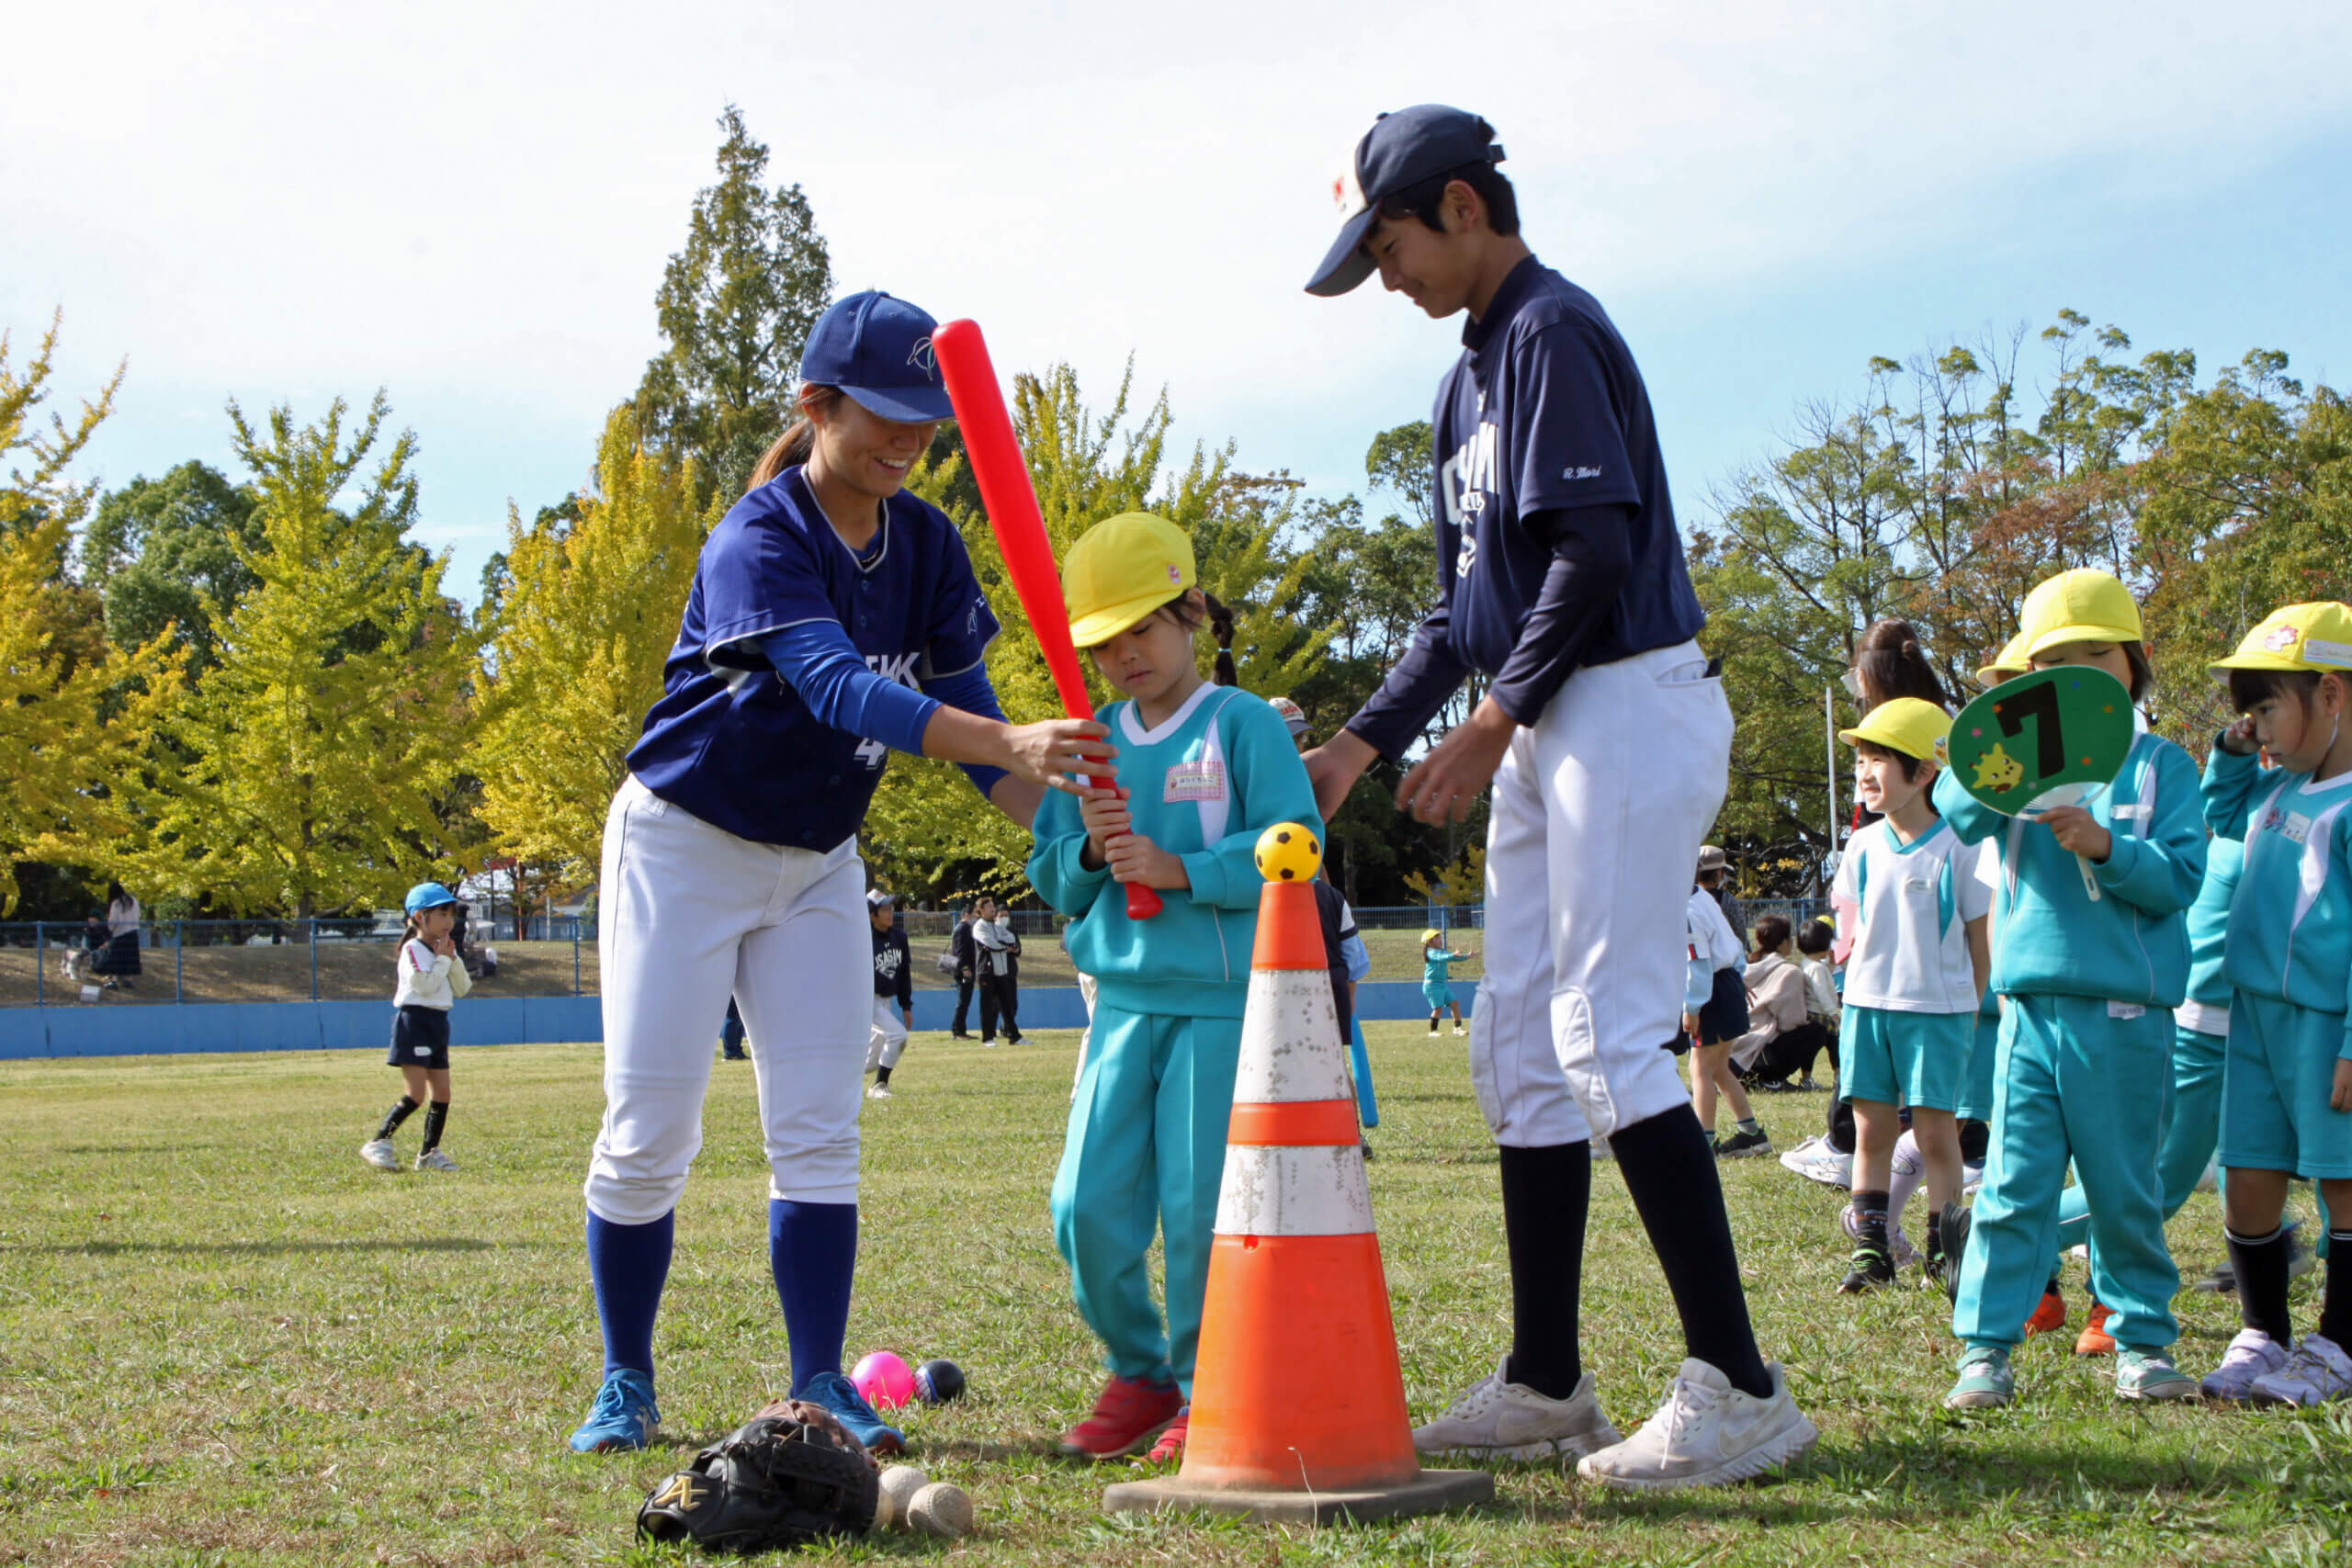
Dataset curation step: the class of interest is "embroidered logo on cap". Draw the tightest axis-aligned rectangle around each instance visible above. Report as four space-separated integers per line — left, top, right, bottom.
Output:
1166 563 1182 583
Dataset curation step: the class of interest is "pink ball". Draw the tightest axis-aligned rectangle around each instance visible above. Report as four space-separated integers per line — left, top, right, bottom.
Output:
852 1350 916 1411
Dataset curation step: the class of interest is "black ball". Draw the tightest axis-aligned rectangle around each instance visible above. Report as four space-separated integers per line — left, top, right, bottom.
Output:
915 1359 966 1404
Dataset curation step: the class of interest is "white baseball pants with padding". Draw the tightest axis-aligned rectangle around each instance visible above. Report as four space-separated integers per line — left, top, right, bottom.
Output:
586 776 869 1224
1470 640 1733 1145
865 998 908 1071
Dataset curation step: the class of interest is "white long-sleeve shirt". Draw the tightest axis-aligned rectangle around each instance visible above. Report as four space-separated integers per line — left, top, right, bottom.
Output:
392 938 472 1010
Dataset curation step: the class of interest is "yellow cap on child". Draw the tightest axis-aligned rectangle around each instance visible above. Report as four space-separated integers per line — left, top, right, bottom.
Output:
1838 697 1951 765
1420 929 1442 944
2209 603 2352 674
1063 512 1196 649
1975 630 2030 687
2016 569 2142 660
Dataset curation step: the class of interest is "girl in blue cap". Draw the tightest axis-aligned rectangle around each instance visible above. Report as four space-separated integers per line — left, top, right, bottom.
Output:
360 883 472 1173
568 290 1107 1457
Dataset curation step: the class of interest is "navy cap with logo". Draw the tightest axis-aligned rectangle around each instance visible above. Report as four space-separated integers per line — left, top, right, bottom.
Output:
798 290 956 423
1306 106 1505 298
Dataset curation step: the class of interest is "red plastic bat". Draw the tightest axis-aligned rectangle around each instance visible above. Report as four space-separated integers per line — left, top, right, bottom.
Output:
933 318 1162 921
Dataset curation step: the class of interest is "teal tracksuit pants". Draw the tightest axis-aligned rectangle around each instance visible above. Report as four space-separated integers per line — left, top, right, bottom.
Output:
1049 1001 1243 1399
2052 1021 2223 1258
1955 994 2180 1352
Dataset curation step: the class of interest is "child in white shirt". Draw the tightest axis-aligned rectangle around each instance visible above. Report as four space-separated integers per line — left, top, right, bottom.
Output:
360 883 473 1172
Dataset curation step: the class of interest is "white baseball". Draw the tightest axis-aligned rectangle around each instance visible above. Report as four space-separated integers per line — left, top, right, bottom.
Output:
907 1480 976 1538
875 1464 929 1530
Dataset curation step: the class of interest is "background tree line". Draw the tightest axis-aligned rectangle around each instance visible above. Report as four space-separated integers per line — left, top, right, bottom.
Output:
6 109 2343 923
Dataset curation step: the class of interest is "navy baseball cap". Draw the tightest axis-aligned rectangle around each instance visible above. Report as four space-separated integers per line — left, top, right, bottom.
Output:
1306 105 1506 298
799 290 955 423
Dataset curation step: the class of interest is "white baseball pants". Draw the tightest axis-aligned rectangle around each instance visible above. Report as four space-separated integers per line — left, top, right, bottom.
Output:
865 998 908 1072
1470 641 1733 1145
585 776 869 1224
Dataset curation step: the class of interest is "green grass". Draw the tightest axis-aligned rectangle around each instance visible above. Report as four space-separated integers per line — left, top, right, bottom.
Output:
1 1026 2344 1565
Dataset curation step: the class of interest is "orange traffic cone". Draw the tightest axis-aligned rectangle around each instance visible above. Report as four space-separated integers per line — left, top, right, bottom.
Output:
1103 843 1493 1526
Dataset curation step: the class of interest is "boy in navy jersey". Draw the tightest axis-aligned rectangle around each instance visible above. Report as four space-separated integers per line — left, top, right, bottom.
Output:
1301 105 1814 1488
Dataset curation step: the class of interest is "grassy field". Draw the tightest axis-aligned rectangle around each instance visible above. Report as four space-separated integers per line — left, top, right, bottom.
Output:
2 1025 2342 1566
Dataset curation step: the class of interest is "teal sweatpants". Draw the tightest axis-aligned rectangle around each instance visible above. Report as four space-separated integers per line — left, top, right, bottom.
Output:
1954 995 2179 1353
1049 1001 1243 1400
2052 1021 2224 1259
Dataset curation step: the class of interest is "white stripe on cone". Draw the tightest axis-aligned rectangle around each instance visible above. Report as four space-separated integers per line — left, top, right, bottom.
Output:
1231 968 1349 1105
1214 1144 1375 1237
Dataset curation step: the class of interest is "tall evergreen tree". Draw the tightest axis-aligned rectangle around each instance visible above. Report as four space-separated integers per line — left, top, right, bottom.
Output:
635 105 832 502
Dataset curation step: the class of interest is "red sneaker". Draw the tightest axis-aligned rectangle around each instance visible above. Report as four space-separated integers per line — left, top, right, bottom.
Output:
2022 1286 2067 1338
2075 1300 2115 1357
1058 1376 1182 1460
1145 1407 1188 1463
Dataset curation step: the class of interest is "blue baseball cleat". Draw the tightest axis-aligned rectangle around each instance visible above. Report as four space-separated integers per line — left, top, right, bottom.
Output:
569 1367 660 1453
798 1370 905 1456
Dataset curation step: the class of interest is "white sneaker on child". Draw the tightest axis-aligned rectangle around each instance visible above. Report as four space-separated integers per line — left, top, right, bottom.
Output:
2249 1333 2352 1406
1411 1355 1623 1461
1576 1359 1817 1491
359 1139 400 1171
1778 1135 1851 1190
2200 1328 2290 1401
415 1148 458 1172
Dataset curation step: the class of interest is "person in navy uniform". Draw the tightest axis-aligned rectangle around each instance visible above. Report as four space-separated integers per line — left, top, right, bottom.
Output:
865 889 914 1098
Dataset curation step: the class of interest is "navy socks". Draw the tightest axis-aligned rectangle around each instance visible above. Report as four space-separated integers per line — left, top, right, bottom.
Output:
1611 1102 1776 1400
770 1199 858 1395
586 1210 674 1379
1498 1143 1590 1400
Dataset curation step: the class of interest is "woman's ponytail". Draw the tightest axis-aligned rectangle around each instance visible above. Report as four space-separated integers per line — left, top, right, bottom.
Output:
746 388 842 493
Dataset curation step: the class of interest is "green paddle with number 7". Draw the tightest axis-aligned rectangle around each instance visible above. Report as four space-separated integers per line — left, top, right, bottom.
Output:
1947 665 2137 901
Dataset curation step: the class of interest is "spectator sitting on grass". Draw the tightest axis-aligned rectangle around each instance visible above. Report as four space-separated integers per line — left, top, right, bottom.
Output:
1732 916 1833 1092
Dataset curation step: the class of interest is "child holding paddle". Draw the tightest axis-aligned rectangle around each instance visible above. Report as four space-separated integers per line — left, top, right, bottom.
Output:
1933 570 2207 1409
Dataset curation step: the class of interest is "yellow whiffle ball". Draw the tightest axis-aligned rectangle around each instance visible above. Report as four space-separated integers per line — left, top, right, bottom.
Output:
1253 821 1323 883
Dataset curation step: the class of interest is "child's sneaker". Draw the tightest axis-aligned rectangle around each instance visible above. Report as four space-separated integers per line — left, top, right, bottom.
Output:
1938 1201 1972 1304
800 1370 905 1455
1058 1374 1182 1460
568 1368 660 1453
1574 1359 1815 1490
1838 1243 1895 1294
2023 1285 2067 1338
1779 1135 1852 1189
2074 1300 2115 1357
1427 1023 1441 1036
2114 1348 2197 1401
1716 1126 1772 1158
2249 1333 2352 1407
1888 1227 1920 1270
1944 1347 2013 1410
1453 1022 1467 1036
358 1139 401 1171
416 1148 458 1172
1145 1407 1188 1463
865 1082 892 1100
1412 1357 1623 1461
2200 1328 2291 1401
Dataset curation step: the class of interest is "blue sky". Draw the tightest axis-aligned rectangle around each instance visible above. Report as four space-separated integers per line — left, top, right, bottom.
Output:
7 0 2347 606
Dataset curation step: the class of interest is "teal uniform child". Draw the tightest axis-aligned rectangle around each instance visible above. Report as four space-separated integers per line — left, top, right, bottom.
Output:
1420 931 1476 1034
1939 571 2207 1407
2199 602 2352 1404
1030 512 1325 1460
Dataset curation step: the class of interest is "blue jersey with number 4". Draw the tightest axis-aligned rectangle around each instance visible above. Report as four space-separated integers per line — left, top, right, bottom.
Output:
627 467 998 850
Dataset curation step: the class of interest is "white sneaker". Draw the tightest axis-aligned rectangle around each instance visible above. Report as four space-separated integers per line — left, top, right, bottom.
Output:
1780 1135 1852 1190
2250 1333 2352 1407
1453 1024 1468 1036
1576 1359 1818 1491
2200 1328 2291 1401
1411 1355 1623 1461
415 1148 458 1172
1962 1159 1985 1195
359 1139 401 1171
866 1082 893 1100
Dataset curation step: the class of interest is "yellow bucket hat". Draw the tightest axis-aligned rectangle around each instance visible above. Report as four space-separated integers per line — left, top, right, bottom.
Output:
2017 569 2142 660
1839 696 1951 765
1975 630 2030 687
1063 512 1196 649
2210 603 2352 674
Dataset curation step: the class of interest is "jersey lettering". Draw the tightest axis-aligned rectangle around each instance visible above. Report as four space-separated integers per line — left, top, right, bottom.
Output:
1440 421 1501 530
854 652 923 770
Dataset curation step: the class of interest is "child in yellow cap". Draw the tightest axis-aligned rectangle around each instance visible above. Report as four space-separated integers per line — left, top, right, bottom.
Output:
1936 570 2207 1407
1421 928 1478 1035
2199 603 2352 1404
1828 699 1991 1293
1027 512 1324 1462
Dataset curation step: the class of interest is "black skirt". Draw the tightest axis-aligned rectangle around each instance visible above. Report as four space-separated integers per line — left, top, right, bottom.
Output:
96 930 141 976
1697 966 1752 1046
390 1005 452 1069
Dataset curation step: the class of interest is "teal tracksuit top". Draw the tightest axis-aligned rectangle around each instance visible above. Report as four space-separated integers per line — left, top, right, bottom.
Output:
1931 731 2206 1005
2182 833 2244 1016
2204 747 2352 1045
1029 683 1324 1019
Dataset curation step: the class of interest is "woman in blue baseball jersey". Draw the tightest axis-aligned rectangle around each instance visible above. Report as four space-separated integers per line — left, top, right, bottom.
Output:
1029 512 1323 1464
2199 603 2352 1404
567 291 1108 1456
1936 570 2206 1409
